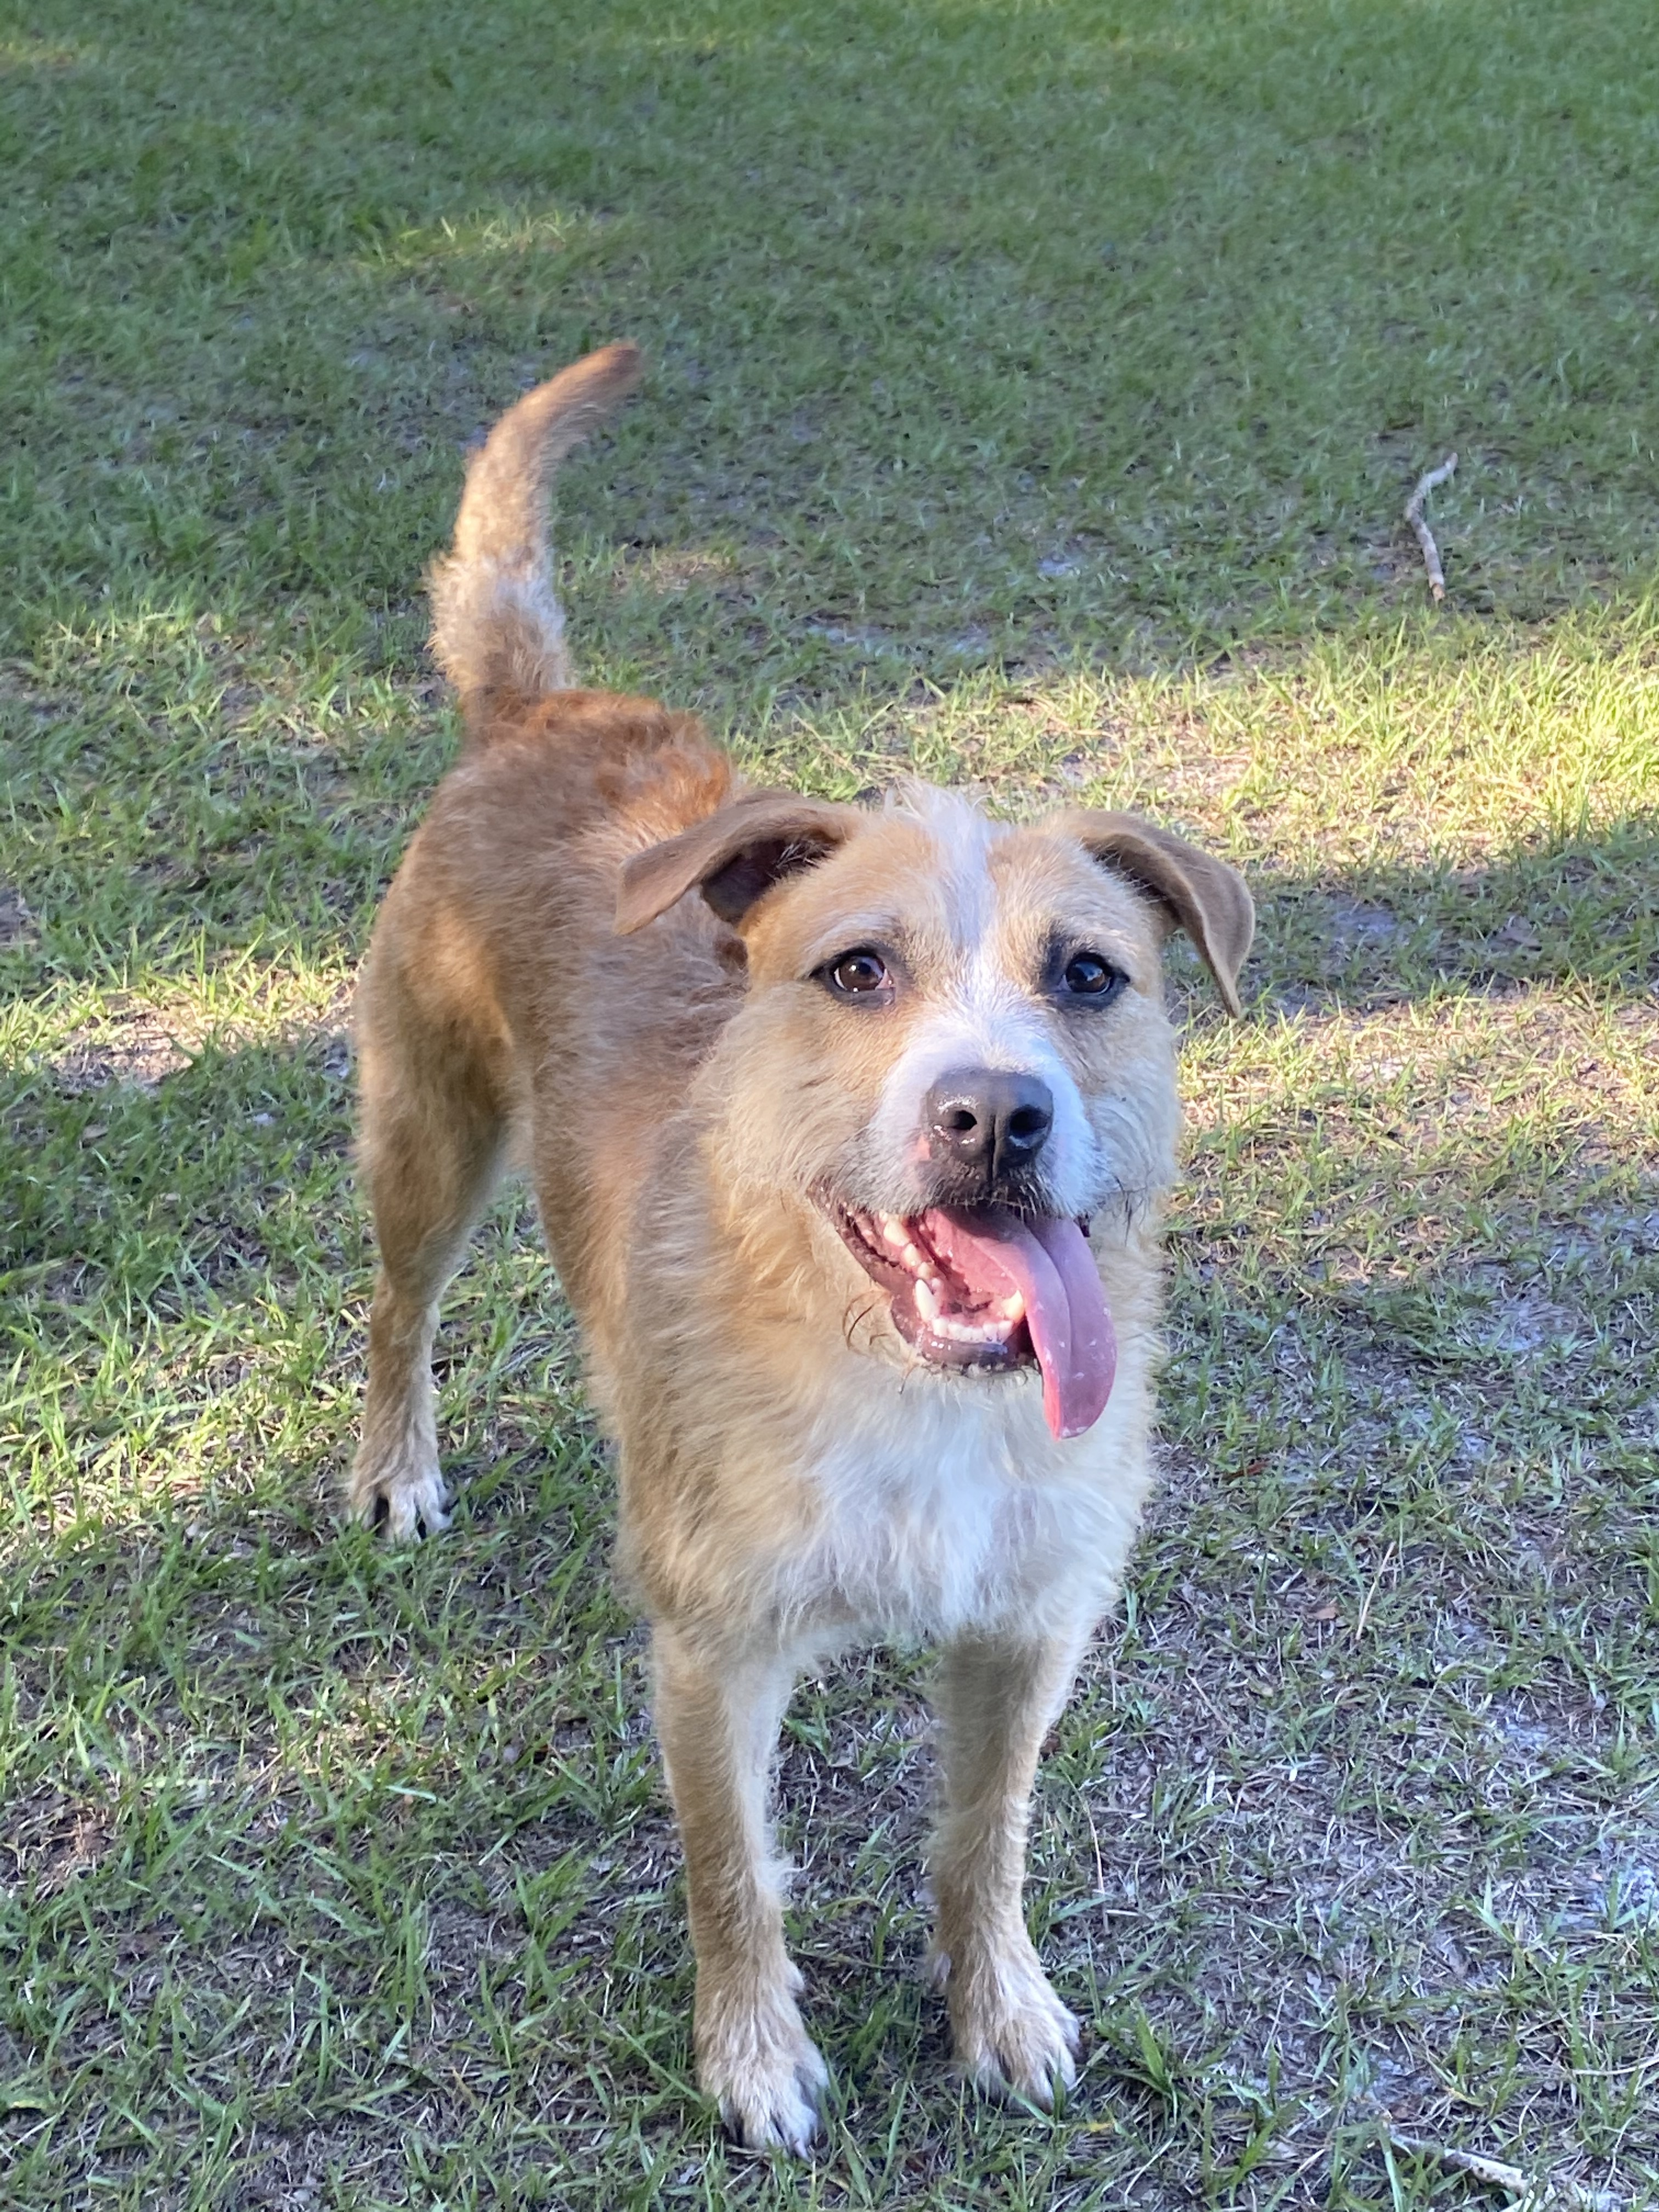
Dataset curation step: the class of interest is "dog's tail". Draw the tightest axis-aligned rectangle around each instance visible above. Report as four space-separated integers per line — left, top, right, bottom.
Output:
427 342 644 709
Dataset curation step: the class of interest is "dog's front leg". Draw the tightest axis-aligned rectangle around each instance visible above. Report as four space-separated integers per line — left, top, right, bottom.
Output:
652 1624 827 2153
930 1625 1091 2107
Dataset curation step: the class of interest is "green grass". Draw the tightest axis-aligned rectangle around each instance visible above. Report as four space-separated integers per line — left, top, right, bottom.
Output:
3 0 1658 2204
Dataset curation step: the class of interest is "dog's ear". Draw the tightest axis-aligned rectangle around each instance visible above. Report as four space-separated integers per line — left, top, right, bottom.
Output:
1058 809 1254 1016
615 790 855 935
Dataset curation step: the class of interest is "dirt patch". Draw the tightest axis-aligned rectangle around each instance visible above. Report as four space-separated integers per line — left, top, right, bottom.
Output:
0 881 38 950
49 1003 200 1094
1 1788 115 1898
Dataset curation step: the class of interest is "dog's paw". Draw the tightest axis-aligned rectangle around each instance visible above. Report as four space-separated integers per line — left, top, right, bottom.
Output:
346 1451 452 1542
941 1937 1080 2108
697 1984 829 2154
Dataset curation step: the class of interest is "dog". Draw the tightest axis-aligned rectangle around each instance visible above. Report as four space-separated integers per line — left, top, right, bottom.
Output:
348 344 1252 2151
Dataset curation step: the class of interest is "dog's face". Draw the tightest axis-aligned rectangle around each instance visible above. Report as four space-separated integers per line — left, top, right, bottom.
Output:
617 783 1251 1440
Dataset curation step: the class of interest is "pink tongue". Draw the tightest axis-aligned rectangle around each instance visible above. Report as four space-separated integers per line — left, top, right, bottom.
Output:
923 1210 1117 1441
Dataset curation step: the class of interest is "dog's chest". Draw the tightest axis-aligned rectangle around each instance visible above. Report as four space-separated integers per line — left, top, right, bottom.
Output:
781 1380 1147 1643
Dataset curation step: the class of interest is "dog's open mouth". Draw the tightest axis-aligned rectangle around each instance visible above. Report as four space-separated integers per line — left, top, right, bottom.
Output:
832 1204 1117 1441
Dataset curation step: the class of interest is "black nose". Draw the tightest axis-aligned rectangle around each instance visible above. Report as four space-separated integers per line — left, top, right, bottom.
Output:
923 1068 1054 1189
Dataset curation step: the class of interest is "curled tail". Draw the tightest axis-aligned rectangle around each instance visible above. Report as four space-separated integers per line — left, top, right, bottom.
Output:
427 342 644 708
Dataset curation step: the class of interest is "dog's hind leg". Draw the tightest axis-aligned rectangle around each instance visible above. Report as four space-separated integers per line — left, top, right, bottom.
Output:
348 958 511 1539
652 1625 828 2153
929 1624 1091 2107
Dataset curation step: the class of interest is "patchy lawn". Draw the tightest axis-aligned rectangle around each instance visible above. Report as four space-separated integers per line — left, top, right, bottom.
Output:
2 1 1657 2205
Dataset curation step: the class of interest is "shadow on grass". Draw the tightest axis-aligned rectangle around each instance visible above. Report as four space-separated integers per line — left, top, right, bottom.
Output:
5 0 1659 2190
1256 808 1659 1013
4 803 1655 1323
8 0 1659 653
3 964 1656 2204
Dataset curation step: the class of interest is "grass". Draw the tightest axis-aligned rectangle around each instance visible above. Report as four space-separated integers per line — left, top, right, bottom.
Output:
2 0 1658 2203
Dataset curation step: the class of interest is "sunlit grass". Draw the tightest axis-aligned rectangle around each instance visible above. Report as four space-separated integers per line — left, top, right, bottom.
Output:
3 0 1658 2205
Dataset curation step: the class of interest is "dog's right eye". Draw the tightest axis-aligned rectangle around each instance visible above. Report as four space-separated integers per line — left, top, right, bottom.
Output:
822 948 890 999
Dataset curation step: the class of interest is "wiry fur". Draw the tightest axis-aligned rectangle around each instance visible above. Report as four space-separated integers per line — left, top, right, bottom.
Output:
349 348 1253 2153
427 342 643 706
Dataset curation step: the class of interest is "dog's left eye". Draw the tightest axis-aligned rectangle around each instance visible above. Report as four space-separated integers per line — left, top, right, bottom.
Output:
822 949 890 998
1062 952 1125 999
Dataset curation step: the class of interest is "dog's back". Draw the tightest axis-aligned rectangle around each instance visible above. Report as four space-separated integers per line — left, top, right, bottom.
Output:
354 356 753 1378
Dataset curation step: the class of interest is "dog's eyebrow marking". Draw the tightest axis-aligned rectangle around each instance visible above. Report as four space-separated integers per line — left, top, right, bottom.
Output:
888 783 1005 951
1037 922 1143 992
798 915 910 973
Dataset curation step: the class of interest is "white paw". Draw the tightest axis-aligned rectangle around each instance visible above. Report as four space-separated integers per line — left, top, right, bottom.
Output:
346 1451 452 1541
697 1982 829 2154
941 1937 1080 2108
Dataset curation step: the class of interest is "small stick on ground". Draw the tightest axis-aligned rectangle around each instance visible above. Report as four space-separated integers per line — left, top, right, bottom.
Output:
1388 2131 1623 2211
1404 452 1458 600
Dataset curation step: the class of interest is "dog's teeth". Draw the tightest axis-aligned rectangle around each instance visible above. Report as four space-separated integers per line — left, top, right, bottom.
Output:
921 1263 940 1284
881 1216 909 1248
932 1313 1018 1345
914 1277 941 1324
900 1242 924 1272
998 1292 1025 1322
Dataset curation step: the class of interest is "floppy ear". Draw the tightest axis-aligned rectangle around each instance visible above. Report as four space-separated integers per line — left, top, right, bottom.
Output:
615 789 856 935
1057 809 1254 1016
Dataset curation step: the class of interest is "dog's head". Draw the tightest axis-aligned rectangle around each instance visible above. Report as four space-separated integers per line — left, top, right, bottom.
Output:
616 781 1251 1440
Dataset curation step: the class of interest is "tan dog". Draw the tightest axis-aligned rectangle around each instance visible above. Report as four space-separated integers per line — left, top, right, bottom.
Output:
349 345 1252 2151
